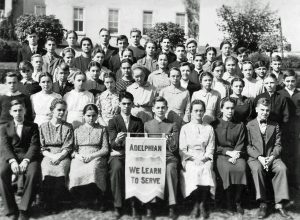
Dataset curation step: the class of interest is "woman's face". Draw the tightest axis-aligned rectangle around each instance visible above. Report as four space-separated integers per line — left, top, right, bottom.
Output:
255 67 267 79
93 53 105 65
231 81 244 95
104 77 116 91
221 101 235 120
187 42 197 54
132 68 146 86
180 66 190 81
122 51 133 60
89 66 100 80
206 50 216 62
213 66 224 80
169 70 181 86
63 52 75 66
74 75 86 91
158 54 168 69
81 40 92 53
67 33 77 47
225 60 236 74
52 103 66 120
146 42 156 57
121 62 132 77
39 76 52 92
84 109 98 125
191 104 205 121
242 63 253 79
201 75 212 90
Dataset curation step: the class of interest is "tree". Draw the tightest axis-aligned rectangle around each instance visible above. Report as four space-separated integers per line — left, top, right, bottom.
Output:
216 0 280 52
14 14 64 46
147 22 185 47
183 0 200 39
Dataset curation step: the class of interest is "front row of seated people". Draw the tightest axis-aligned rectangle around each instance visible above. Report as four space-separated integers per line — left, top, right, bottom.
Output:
0 93 292 220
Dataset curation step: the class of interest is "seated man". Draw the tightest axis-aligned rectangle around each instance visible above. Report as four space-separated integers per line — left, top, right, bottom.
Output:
247 97 292 219
144 96 179 220
108 91 144 219
0 99 40 220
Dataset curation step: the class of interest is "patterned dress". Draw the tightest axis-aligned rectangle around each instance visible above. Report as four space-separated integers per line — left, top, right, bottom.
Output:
40 121 74 180
69 124 109 191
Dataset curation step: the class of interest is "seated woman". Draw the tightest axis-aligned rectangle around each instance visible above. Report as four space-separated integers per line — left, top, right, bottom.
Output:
212 97 247 214
69 104 109 207
39 98 73 212
180 100 215 219
127 64 156 123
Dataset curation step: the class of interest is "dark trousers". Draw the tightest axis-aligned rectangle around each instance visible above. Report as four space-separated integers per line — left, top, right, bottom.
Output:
248 158 289 203
0 160 40 216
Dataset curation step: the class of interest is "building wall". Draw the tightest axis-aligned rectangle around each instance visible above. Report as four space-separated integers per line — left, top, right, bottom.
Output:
44 0 187 44
23 0 45 14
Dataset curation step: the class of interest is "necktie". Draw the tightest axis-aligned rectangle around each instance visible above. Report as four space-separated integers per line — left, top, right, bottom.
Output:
259 119 267 124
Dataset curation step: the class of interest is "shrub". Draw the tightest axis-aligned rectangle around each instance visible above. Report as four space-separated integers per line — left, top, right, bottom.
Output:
0 39 19 62
282 55 300 69
248 52 271 67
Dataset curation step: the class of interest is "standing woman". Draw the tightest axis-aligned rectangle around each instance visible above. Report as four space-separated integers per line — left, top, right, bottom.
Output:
212 97 247 214
31 72 62 126
160 67 190 128
230 78 254 124
69 104 109 205
137 40 158 75
74 37 93 74
63 72 94 129
192 72 221 124
180 100 215 219
223 56 239 84
39 98 73 211
211 61 230 99
203 46 217 72
59 47 81 84
127 65 156 123
60 30 81 57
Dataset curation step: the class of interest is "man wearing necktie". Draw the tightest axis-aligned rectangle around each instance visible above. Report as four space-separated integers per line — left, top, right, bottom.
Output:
98 28 118 68
246 98 292 219
0 100 40 220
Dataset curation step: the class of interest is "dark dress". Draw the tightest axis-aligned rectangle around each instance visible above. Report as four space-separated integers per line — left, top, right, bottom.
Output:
212 118 247 189
74 55 92 73
18 81 41 96
231 96 255 124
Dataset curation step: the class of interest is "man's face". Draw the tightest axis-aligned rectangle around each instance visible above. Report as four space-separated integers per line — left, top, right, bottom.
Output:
175 47 186 61
45 41 56 53
256 104 270 121
31 57 43 69
99 30 110 45
271 61 282 72
117 39 129 51
10 104 25 122
263 77 277 93
6 76 19 93
119 98 133 115
152 101 167 118
130 31 141 46
82 40 92 53
222 43 231 56
57 68 69 82
193 56 204 70
27 33 38 45
160 39 171 51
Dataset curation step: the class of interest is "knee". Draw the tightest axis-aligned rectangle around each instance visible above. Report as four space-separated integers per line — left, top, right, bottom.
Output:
166 162 177 177
0 164 10 180
251 164 264 175
275 163 287 175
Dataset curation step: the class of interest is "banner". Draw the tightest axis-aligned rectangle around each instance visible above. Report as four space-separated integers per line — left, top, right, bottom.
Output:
125 137 166 203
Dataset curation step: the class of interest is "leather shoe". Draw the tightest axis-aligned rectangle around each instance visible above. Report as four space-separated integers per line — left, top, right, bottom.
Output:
199 202 208 219
19 211 29 220
112 207 121 220
236 203 244 215
168 206 176 220
257 203 267 219
278 208 293 219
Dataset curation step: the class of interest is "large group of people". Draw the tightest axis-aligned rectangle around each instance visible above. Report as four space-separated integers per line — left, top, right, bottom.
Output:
0 26 299 220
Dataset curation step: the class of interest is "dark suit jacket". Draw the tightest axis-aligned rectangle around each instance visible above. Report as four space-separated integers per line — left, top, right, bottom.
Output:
187 80 201 97
17 44 45 67
246 119 282 161
52 81 74 97
42 53 63 76
108 114 144 152
108 53 122 73
0 120 40 162
96 44 118 68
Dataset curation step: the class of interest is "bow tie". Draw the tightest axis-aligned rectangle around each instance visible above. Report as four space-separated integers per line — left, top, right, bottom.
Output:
260 119 267 124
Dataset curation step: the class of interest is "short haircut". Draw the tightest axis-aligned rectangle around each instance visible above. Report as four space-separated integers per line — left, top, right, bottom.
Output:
224 56 237 65
31 54 42 61
45 36 56 44
130 28 142 36
272 55 282 62
50 98 67 111
132 64 147 75
145 40 157 49
186 38 197 47
236 47 249 55
190 99 206 112
231 77 245 87
62 47 76 57
211 61 224 72
88 61 101 71
220 40 232 50
19 61 33 71
103 72 116 82
4 72 21 82
121 48 133 57
180 62 192 69
283 69 297 79
25 28 37 36
38 72 53 83
57 62 70 72
256 97 271 107
83 103 99 115
205 46 217 55
194 53 205 60
121 58 133 66
117 35 129 43
66 30 78 40
73 71 86 82
264 73 277 81
10 99 25 109
200 71 213 82
169 67 181 76
119 90 134 102
160 35 170 43
175 44 185 50
254 60 267 69
153 96 168 107
220 97 236 109
91 47 105 58
241 60 253 71
99 28 110 35
158 52 168 60
80 37 93 48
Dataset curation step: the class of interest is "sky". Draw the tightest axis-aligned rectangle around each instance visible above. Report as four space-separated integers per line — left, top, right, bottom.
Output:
199 0 300 51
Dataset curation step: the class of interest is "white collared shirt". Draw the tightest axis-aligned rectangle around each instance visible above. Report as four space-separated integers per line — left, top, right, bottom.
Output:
6 91 21 96
121 113 130 130
29 45 38 53
285 87 295 97
14 120 24 138
257 118 267 134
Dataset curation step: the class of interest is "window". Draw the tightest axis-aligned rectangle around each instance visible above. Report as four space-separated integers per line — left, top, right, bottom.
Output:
73 7 84 32
108 9 119 34
176 13 185 30
0 0 4 10
34 5 46 16
143 11 153 35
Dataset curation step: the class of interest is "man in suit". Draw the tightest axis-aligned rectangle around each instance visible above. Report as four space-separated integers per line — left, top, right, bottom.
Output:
215 40 234 63
179 62 201 97
52 63 73 96
144 96 179 220
17 29 45 68
97 28 118 68
128 28 146 60
247 98 292 219
108 91 144 219
168 44 187 69
42 36 63 76
0 99 40 220
160 36 177 64
108 35 129 73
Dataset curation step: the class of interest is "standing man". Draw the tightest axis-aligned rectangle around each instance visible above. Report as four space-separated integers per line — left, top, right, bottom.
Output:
0 100 40 220
97 28 118 68
215 40 233 63
160 36 177 64
109 35 129 73
128 28 146 60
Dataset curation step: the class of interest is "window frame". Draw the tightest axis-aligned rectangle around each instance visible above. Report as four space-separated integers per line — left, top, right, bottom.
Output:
176 12 186 30
34 5 46 16
143 11 153 35
73 7 84 33
108 8 119 35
